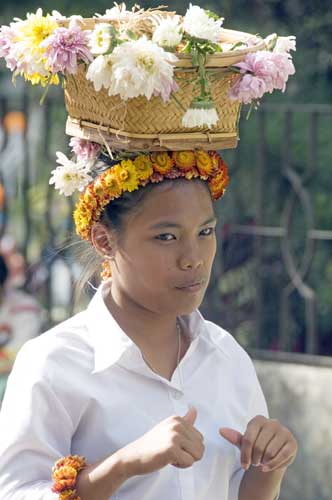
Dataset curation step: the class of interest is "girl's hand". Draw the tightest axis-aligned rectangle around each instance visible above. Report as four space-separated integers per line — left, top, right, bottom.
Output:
120 407 205 477
219 415 298 473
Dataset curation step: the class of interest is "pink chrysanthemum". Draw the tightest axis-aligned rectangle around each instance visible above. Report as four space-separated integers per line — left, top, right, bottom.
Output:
268 52 295 92
229 74 267 104
41 26 93 74
229 50 295 103
69 137 101 161
0 25 18 70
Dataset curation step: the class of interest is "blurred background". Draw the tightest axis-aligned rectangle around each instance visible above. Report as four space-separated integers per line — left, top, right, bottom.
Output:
0 1 331 499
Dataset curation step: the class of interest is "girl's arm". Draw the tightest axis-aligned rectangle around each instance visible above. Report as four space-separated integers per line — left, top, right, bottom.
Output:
239 465 286 500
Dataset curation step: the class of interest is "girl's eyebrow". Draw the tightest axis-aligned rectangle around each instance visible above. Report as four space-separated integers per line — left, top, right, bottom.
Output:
149 215 217 230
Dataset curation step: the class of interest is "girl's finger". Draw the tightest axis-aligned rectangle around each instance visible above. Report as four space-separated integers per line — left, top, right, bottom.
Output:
182 421 204 443
261 433 288 465
171 448 196 468
240 416 266 469
251 426 277 466
180 436 205 462
261 442 296 472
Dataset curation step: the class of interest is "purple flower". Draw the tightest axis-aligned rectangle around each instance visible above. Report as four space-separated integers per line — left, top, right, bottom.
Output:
0 25 18 71
41 26 93 74
69 137 101 161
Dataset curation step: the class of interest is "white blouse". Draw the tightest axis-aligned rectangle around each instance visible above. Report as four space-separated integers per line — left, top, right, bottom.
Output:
0 281 268 500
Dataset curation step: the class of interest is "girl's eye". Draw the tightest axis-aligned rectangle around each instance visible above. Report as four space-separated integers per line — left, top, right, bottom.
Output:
155 233 175 241
155 227 215 241
200 227 215 236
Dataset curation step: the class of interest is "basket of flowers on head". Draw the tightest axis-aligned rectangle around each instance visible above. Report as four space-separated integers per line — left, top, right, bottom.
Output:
0 3 296 151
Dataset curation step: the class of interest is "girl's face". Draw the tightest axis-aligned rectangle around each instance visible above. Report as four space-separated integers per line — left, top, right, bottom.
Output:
111 179 217 316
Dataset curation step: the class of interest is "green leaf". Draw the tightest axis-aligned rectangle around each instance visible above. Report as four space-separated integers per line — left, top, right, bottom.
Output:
205 9 220 21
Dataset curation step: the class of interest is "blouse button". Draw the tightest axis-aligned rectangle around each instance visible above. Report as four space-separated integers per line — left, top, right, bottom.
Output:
172 390 183 400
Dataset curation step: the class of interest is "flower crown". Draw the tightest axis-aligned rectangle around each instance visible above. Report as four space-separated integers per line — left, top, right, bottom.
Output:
0 3 296 128
60 145 229 240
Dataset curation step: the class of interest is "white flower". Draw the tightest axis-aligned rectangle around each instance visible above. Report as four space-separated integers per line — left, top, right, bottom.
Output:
182 102 219 128
49 152 93 196
107 36 178 102
274 36 296 54
183 4 224 43
89 23 113 55
98 3 136 22
86 54 113 91
152 16 183 49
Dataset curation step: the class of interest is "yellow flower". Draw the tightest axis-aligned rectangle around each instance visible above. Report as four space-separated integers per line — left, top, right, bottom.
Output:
24 72 59 86
151 152 174 174
133 154 153 181
59 490 77 500
15 9 58 58
113 160 139 192
172 151 196 171
195 150 214 176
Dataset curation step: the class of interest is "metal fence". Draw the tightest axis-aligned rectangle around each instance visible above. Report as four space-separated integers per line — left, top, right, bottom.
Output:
1 89 331 356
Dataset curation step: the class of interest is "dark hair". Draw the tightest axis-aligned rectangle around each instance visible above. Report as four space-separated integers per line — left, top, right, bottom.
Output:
0 254 9 288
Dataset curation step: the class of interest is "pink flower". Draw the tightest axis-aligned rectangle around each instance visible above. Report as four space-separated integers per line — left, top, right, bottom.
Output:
149 172 164 183
0 25 18 71
268 52 295 92
165 168 182 179
41 26 93 74
229 50 295 103
69 137 101 161
229 74 267 104
153 79 179 102
235 51 276 92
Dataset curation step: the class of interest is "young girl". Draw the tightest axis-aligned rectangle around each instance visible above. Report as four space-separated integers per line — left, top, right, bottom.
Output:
0 150 297 500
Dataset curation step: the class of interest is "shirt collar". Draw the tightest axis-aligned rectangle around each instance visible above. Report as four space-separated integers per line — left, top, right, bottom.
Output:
85 280 229 374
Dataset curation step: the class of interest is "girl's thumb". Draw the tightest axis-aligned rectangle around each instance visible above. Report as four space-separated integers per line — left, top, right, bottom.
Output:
183 406 197 425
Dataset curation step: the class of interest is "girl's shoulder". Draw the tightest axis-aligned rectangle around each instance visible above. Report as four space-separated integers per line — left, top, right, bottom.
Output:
203 317 256 372
11 310 94 384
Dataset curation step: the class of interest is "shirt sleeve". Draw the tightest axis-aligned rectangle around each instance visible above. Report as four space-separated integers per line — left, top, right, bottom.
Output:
0 341 74 499
228 360 270 500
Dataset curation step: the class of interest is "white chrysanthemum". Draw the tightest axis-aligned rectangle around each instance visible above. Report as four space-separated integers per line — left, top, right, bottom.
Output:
98 3 136 22
89 23 113 55
49 152 93 196
152 16 183 49
107 36 178 101
86 54 113 91
183 4 224 42
182 102 219 128
274 36 296 53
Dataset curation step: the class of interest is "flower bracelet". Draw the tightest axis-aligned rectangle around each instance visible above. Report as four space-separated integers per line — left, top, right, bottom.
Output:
51 455 87 500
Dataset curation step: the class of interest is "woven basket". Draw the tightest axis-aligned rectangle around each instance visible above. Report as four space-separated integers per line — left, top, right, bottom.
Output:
62 20 266 151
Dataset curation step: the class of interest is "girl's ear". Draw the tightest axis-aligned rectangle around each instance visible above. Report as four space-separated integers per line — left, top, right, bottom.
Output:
90 223 116 259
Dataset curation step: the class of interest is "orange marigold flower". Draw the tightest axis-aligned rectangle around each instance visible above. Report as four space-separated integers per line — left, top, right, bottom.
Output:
195 150 214 176
208 168 229 200
59 490 79 500
134 154 154 181
172 151 196 171
113 160 139 192
151 152 174 174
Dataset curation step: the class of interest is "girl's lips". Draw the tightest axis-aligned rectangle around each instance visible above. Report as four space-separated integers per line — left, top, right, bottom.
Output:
175 282 205 293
